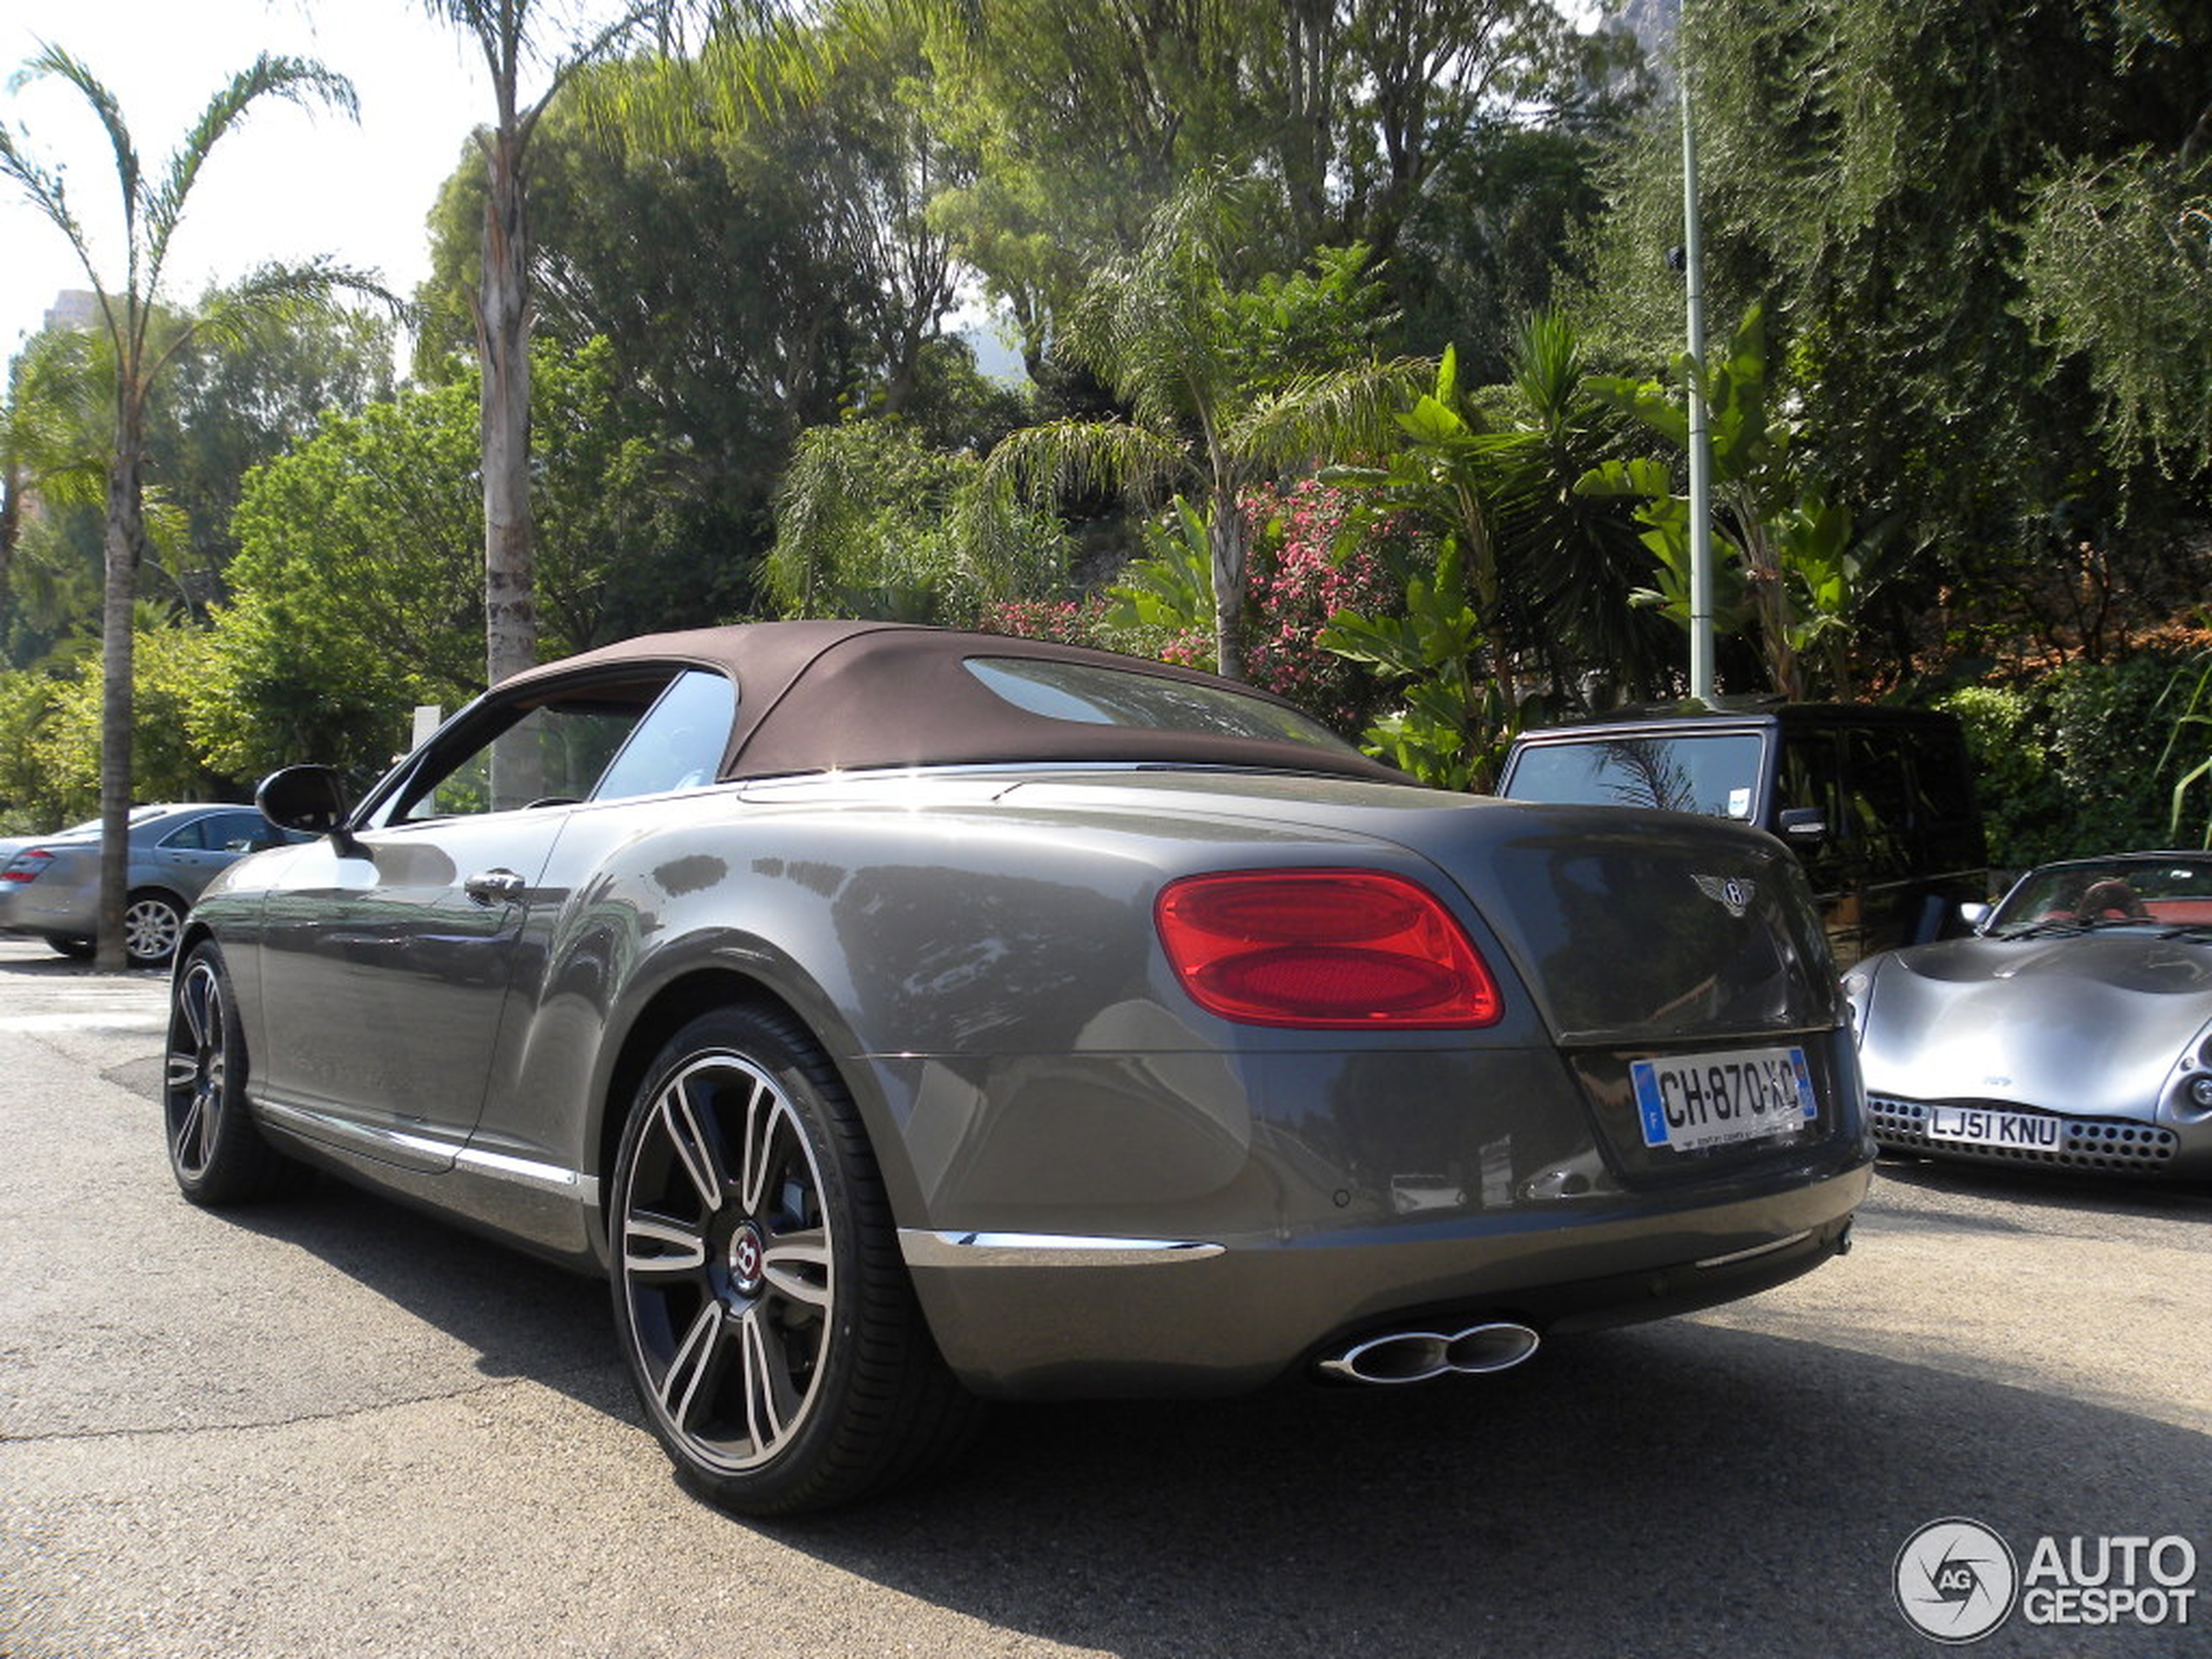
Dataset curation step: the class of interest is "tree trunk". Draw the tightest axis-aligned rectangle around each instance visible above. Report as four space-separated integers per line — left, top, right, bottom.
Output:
94 430 144 973
1209 482 1245 680
478 123 536 691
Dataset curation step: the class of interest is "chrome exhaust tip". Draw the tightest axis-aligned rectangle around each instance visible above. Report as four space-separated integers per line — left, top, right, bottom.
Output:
1315 1320 1541 1386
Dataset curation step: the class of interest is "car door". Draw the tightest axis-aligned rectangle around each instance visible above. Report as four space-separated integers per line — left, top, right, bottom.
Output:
253 681 666 1172
144 813 235 900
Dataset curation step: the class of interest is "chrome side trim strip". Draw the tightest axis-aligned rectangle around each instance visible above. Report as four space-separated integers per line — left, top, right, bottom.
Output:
255 1096 458 1164
898 1229 1224 1270
455 1144 602 1205
1696 1229 1813 1270
253 1097 597 1203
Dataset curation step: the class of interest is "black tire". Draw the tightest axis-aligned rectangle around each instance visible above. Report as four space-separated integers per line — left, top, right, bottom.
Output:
45 935 93 961
164 941 299 1204
610 1003 977 1515
124 890 186 968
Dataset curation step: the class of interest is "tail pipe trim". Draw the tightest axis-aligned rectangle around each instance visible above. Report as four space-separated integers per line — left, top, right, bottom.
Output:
1315 1320 1541 1386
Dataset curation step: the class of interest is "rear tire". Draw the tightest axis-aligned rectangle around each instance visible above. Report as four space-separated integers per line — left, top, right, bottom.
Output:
609 1003 977 1514
125 891 186 968
164 941 299 1204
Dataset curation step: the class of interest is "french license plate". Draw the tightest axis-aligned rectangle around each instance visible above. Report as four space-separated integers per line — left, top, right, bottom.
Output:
1925 1107 2062 1150
1632 1046 1818 1152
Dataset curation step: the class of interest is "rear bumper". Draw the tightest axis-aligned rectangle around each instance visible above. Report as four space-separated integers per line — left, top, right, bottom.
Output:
903 1157 1870 1399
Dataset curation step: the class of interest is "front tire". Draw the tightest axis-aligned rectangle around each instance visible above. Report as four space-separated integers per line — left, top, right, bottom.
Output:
610 1004 975 1514
164 941 299 1204
125 891 186 968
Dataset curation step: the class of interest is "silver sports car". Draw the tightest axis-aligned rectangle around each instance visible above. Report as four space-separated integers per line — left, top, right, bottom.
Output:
1849 852 2212 1181
166 622 1871 1514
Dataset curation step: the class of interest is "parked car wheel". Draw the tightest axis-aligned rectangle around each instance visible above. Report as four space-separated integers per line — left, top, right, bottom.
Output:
610 1004 975 1515
164 942 300 1204
124 891 186 968
45 935 93 961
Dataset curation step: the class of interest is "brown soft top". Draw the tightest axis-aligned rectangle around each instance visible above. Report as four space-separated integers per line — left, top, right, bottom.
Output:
498 621 1406 785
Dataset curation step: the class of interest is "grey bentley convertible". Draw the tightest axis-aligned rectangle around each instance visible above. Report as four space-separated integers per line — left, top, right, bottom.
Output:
165 622 1871 1513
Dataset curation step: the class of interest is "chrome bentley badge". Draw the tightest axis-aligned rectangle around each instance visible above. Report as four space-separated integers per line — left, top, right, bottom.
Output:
1693 874 1756 918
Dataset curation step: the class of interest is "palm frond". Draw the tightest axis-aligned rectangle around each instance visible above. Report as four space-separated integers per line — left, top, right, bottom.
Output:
15 42 140 228
145 56 359 300
978 417 1184 509
1232 358 1433 469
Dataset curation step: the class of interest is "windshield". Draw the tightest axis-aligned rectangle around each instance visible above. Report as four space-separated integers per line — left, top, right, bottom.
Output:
1503 733 1765 819
1990 857 2212 934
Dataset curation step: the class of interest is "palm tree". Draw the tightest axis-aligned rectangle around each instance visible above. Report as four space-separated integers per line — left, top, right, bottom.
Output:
0 44 368 969
966 179 1417 678
417 1 681 692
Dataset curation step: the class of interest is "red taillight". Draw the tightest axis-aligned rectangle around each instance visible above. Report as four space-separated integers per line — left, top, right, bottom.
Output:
2 849 54 884
1156 869 1503 1028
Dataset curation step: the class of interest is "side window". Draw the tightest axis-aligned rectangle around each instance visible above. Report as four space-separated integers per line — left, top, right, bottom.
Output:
1774 729 1844 829
159 818 211 851
212 812 280 852
1843 728 1914 873
590 671 737 801
392 681 671 824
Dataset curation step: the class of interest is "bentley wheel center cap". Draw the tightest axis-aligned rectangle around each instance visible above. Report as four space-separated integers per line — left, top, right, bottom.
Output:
728 1221 766 1295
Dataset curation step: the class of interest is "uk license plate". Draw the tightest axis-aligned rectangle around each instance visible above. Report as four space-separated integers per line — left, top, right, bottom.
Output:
1632 1046 1818 1152
1925 1107 2062 1150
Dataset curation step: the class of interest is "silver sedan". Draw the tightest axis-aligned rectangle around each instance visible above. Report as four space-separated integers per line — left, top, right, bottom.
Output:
0 803 293 967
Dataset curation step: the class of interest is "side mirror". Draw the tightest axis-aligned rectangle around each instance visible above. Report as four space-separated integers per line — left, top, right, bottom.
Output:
1959 900 1992 932
1776 806 1829 846
257 765 351 836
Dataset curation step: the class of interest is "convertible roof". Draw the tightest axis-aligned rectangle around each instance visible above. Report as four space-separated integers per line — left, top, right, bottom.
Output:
498 621 1407 785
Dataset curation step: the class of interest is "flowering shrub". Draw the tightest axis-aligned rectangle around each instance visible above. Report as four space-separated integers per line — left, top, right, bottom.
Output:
1240 480 1406 734
975 481 1409 742
973 595 1121 648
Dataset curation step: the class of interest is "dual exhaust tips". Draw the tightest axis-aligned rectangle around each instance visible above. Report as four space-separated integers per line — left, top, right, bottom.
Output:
1315 1319 1541 1386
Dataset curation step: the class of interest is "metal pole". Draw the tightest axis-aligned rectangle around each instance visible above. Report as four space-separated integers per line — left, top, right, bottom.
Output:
1682 64 1717 704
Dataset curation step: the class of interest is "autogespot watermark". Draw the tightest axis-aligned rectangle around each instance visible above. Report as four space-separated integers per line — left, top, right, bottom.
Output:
1894 1517 2201 1644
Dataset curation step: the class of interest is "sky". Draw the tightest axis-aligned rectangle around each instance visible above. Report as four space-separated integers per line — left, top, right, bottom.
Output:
0 0 635 369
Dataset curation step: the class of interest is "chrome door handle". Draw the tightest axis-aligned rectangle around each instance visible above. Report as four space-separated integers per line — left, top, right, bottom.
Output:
464 868 528 904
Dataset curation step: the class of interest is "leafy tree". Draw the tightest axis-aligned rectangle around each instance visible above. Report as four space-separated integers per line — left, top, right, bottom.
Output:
969 183 1413 677
0 43 368 967
914 0 1608 369
200 338 663 785
1581 303 1867 699
1570 0 2212 679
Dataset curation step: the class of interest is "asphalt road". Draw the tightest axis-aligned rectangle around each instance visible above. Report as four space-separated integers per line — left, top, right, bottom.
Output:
1 941 2206 1659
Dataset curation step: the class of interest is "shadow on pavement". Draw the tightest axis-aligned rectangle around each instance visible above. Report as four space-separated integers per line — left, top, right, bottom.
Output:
174 1149 2205 1659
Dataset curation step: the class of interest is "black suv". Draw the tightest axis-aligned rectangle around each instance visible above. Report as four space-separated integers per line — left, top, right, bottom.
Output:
1498 703 1989 968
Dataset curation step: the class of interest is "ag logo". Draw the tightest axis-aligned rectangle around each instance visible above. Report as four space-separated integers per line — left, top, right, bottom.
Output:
1895 1517 2020 1642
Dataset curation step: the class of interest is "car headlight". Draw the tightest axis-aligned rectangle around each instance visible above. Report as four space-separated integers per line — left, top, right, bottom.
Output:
1840 968 1871 1040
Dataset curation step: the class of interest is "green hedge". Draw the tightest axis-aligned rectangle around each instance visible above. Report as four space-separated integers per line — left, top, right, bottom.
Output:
1936 653 2195 874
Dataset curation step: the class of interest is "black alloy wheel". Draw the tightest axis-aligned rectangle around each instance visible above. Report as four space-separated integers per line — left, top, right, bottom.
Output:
164 941 297 1203
610 1004 975 1514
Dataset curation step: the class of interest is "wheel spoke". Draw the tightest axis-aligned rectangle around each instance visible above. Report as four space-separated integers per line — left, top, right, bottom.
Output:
736 1303 791 1453
737 1076 780 1214
171 1093 206 1170
654 1072 729 1213
622 1211 708 1276
658 1301 732 1433
177 972 210 1049
761 1228 833 1308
